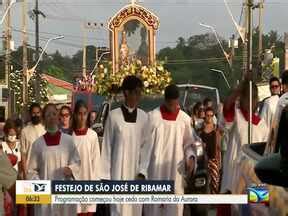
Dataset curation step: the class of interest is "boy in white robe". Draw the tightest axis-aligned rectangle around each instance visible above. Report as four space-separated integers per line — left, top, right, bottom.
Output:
139 84 196 216
221 80 268 194
101 76 148 216
28 103 81 216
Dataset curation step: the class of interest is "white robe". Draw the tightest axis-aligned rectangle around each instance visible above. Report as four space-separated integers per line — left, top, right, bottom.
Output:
260 95 279 132
101 107 148 216
221 104 268 194
72 128 102 214
28 133 81 216
139 108 196 216
20 123 46 167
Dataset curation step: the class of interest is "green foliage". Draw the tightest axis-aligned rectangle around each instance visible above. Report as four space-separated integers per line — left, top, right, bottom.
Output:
157 30 285 100
28 74 49 105
10 29 284 102
10 70 23 113
46 65 65 80
10 71 49 112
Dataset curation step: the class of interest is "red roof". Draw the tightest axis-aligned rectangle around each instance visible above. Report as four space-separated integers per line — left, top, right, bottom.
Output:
43 74 73 91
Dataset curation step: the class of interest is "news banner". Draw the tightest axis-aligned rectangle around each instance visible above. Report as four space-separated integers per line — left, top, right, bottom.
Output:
16 180 268 205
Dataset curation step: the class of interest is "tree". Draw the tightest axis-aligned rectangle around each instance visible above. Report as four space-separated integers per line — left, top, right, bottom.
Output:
46 65 65 80
157 30 285 99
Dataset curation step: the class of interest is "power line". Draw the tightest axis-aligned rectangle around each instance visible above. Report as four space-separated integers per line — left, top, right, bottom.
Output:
11 27 107 43
11 26 183 46
11 28 84 48
29 1 288 7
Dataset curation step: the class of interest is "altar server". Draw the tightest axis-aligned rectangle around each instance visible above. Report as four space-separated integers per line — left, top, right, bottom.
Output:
28 103 80 216
221 80 268 194
72 100 102 216
101 75 147 216
139 84 196 216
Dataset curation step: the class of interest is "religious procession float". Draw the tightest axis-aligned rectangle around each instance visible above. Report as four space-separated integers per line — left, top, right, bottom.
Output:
72 1 172 110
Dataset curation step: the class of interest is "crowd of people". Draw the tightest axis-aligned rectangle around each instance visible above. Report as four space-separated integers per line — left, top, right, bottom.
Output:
0 70 287 216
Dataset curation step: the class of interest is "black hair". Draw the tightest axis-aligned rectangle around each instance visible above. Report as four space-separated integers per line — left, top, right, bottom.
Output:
164 84 179 100
60 105 72 117
3 119 16 135
121 75 143 91
240 80 258 98
281 71 288 85
72 100 88 129
29 102 41 114
87 110 97 128
269 76 280 86
203 97 213 106
14 118 23 129
193 102 203 115
239 80 258 111
205 107 214 114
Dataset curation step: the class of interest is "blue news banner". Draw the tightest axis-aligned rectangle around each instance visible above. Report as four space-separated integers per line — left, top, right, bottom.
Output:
52 180 174 194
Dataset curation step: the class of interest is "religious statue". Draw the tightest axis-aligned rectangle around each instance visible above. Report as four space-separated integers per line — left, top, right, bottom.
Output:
109 2 159 72
119 31 130 66
136 27 148 65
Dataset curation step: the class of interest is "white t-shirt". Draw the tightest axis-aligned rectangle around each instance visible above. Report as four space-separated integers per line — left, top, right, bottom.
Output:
20 123 46 166
2 141 21 171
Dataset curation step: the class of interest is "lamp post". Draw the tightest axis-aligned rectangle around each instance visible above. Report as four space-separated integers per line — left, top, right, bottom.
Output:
199 23 231 68
223 0 246 43
210 69 231 89
0 0 16 25
31 35 64 73
31 35 64 103
90 51 110 77
2 0 16 116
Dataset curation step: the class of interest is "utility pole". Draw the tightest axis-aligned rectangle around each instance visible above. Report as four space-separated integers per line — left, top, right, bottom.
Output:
96 47 99 64
247 0 254 146
4 0 12 116
230 34 236 69
35 0 40 62
82 23 87 78
35 0 41 102
22 0 28 108
247 0 253 80
258 0 264 78
242 1 248 79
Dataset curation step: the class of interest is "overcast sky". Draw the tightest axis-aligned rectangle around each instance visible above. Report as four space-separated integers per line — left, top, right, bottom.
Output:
2 0 288 56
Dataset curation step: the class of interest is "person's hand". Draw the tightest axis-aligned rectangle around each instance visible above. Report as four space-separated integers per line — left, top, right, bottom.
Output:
136 173 145 180
63 167 73 178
